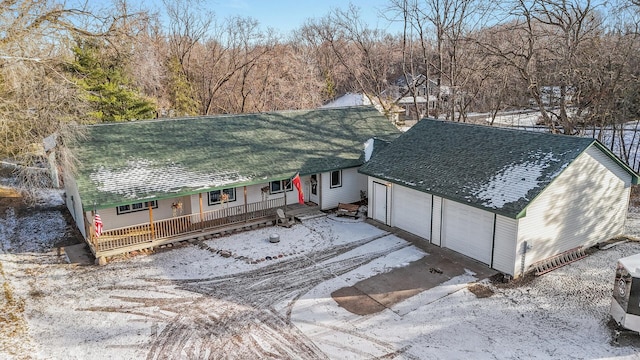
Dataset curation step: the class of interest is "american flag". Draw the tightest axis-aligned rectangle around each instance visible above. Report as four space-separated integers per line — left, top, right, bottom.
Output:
94 214 103 238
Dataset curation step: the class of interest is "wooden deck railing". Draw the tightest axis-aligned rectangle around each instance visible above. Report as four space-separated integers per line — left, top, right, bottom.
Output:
94 197 285 253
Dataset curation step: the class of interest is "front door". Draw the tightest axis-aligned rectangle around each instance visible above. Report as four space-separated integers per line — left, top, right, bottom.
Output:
309 174 319 204
372 182 388 224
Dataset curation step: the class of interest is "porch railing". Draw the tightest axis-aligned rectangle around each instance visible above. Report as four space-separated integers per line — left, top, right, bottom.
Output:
94 197 285 254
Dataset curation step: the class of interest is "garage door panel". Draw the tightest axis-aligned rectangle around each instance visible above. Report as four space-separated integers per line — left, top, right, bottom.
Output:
443 200 493 265
392 186 431 240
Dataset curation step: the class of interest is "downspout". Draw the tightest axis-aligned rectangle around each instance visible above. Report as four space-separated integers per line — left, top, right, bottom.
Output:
430 194 434 243
439 199 444 245
318 174 322 210
387 183 391 226
490 214 497 268
520 241 531 278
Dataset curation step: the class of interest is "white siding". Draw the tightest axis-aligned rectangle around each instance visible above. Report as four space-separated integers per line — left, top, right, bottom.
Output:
516 145 632 272
63 173 86 238
320 167 366 210
97 197 178 230
431 196 443 246
492 215 518 275
97 181 304 231
186 181 304 216
391 185 431 240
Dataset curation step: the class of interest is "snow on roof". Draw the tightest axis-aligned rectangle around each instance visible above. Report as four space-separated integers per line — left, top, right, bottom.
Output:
466 152 566 208
90 159 250 200
71 106 401 210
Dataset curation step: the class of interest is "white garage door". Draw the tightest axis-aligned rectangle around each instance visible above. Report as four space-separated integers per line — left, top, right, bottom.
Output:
392 186 431 240
442 200 494 265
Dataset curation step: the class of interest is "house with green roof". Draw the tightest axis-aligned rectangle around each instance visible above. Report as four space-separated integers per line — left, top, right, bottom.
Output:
64 106 400 260
359 119 638 277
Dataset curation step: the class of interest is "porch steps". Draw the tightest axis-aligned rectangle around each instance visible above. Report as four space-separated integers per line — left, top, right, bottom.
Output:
533 247 587 276
295 210 327 222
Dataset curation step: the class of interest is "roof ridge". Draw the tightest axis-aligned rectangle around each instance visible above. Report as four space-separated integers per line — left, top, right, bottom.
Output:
419 118 595 142
78 106 377 128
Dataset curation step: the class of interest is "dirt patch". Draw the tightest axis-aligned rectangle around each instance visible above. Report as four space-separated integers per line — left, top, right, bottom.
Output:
468 283 494 298
331 287 386 315
0 186 21 198
332 255 466 315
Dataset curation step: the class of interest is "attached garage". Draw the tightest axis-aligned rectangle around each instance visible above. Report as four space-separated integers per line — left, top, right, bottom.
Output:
392 185 431 240
360 119 639 277
441 200 493 265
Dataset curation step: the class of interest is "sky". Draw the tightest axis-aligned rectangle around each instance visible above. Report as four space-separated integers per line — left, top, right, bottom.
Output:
130 0 403 36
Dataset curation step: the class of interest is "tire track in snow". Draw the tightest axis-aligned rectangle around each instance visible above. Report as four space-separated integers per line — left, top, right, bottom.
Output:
87 232 412 359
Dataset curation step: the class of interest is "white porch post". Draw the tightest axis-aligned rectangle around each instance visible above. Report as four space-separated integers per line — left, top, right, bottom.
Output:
148 202 155 239
199 193 204 230
244 186 248 222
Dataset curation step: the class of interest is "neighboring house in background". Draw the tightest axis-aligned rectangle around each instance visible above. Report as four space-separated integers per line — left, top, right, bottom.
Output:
359 119 638 278
389 74 439 99
384 74 439 121
64 106 400 261
397 95 437 120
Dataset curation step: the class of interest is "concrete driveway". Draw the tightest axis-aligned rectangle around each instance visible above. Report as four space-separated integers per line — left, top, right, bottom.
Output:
332 221 497 315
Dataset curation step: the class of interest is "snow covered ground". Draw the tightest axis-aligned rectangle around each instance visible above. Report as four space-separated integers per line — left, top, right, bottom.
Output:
1 190 640 359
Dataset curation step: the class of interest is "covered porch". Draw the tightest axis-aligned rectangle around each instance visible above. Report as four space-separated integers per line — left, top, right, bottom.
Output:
88 198 319 259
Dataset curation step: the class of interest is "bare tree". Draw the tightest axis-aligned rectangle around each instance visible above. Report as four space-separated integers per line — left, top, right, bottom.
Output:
389 0 490 121
301 5 403 120
473 0 606 133
0 0 154 199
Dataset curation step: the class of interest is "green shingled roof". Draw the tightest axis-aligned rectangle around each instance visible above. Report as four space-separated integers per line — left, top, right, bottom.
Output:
70 106 401 210
359 119 639 218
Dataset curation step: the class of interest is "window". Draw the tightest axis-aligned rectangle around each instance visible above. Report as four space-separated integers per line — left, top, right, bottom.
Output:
330 170 342 188
116 200 158 215
270 179 293 194
208 188 236 206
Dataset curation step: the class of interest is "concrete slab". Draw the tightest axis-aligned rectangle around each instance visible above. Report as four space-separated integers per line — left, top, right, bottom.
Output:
63 243 94 265
331 286 386 316
331 220 498 315
332 256 467 315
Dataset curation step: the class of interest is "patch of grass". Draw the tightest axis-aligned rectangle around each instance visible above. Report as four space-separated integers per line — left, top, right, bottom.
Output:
0 261 33 360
